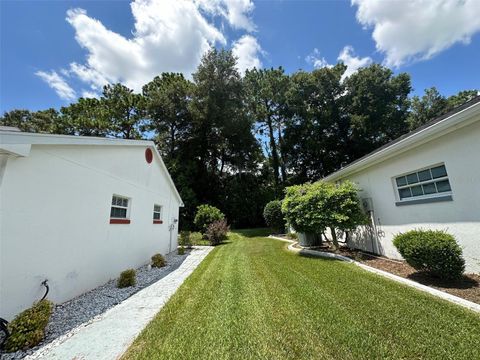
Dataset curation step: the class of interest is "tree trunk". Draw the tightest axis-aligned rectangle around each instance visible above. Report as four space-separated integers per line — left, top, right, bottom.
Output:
277 122 287 183
330 227 339 250
267 116 280 192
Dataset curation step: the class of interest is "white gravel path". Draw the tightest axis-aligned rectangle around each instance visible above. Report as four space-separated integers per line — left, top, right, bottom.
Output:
17 246 212 360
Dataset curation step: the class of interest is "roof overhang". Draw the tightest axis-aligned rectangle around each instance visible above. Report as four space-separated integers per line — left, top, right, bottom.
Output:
324 99 480 182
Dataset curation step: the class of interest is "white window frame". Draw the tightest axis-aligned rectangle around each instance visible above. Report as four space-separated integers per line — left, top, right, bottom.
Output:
153 204 163 222
110 195 131 219
393 163 453 204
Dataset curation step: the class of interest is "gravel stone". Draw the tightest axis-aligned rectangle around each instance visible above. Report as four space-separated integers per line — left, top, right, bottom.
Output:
1 250 189 360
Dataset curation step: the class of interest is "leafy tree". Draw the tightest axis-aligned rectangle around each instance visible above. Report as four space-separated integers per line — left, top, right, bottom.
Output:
101 83 145 139
407 87 449 130
244 67 289 193
60 98 109 136
142 73 193 161
0 108 69 134
283 64 347 182
344 64 411 160
447 89 478 109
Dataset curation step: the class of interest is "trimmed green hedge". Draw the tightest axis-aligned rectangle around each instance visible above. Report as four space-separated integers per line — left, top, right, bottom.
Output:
393 230 465 279
263 200 285 233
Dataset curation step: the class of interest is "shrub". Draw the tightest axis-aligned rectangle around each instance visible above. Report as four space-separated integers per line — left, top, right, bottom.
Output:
190 232 206 245
282 180 366 248
117 269 136 288
4 300 53 352
178 246 185 255
151 254 166 268
179 231 192 248
393 230 465 279
263 200 286 233
206 219 230 245
194 205 225 233
286 232 298 240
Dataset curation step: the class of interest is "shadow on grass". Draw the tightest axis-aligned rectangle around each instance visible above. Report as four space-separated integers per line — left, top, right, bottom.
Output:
297 251 343 261
232 228 272 238
407 272 479 289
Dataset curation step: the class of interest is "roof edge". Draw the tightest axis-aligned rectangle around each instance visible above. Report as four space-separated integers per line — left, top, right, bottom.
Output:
324 96 480 182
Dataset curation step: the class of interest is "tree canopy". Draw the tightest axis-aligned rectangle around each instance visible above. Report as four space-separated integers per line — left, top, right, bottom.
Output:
1 48 477 228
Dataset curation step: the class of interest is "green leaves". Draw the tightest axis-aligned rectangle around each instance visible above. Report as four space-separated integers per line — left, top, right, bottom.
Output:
282 180 366 235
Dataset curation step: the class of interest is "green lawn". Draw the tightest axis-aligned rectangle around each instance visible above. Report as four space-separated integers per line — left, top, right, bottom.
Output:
124 229 480 360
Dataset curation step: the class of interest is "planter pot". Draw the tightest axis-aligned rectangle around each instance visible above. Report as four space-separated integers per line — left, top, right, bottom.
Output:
297 232 322 247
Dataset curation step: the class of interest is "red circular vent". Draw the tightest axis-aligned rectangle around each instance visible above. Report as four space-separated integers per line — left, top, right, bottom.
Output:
145 148 153 163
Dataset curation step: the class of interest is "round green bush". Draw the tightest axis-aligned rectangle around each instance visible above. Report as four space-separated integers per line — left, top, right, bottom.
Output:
263 200 286 233
151 253 166 268
393 230 465 279
194 205 225 233
117 269 136 288
178 246 185 255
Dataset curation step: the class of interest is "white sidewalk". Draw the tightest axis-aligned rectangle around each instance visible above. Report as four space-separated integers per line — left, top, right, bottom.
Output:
27 246 213 360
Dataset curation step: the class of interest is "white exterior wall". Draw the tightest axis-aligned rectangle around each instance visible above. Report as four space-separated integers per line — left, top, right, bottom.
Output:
0 145 181 320
342 119 480 274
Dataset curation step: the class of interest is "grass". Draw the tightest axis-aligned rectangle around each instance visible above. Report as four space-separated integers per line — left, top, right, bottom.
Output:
123 229 480 360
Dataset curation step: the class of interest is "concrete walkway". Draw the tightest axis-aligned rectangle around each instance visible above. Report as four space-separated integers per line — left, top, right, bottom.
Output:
27 246 213 360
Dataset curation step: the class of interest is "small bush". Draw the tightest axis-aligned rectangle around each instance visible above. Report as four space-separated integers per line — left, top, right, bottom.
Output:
194 205 225 233
179 231 192 248
263 200 286 233
206 219 230 245
178 246 185 255
393 230 465 279
117 269 136 288
4 300 53 352
190 232 207 246
151 254 166 268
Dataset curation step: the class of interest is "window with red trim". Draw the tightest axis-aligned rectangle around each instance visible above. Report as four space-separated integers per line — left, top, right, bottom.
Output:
153 204 163 224
110 195 131 224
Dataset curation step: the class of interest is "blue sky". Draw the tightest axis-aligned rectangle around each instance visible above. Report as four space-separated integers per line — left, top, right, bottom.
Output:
1 0 479 113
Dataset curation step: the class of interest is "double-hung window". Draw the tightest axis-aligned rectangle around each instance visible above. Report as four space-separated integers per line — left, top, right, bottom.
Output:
153 204 163 224
110 195 131 223
394 164 452 205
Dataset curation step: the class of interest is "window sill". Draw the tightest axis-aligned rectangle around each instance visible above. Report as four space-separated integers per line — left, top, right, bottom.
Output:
395 195 452 206
110 218 131 224
153 220 163 224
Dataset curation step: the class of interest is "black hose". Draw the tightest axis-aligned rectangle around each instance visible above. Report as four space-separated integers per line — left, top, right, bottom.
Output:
40 280 49 301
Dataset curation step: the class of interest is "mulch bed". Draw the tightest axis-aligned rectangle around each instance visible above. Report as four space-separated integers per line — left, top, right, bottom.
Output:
287 239 480 305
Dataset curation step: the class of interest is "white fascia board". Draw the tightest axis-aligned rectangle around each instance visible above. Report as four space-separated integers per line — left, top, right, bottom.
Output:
324 101 480 182
0 144 31 157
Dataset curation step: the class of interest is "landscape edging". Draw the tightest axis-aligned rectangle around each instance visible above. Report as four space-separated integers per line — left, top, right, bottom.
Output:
268 235 480 314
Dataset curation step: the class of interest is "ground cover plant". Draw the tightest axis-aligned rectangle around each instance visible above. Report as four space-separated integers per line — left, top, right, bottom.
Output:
117 269 136 288
123 230 480 360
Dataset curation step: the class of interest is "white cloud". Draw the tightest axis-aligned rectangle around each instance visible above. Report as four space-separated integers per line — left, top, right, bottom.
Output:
305 48 332 69
38 0 261 99
352 0 480 67
35 70 77 101
81 90 100 98
337 45 372 79
232 35 263 74
196 0 256 31
64 1 225 92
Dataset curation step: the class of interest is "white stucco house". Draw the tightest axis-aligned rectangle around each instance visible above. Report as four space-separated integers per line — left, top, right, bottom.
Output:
0 129 183 320
324 96 480 274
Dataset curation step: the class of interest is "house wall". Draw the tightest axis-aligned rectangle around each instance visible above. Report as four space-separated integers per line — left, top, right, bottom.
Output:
341 118 480 274
0 145 181 320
